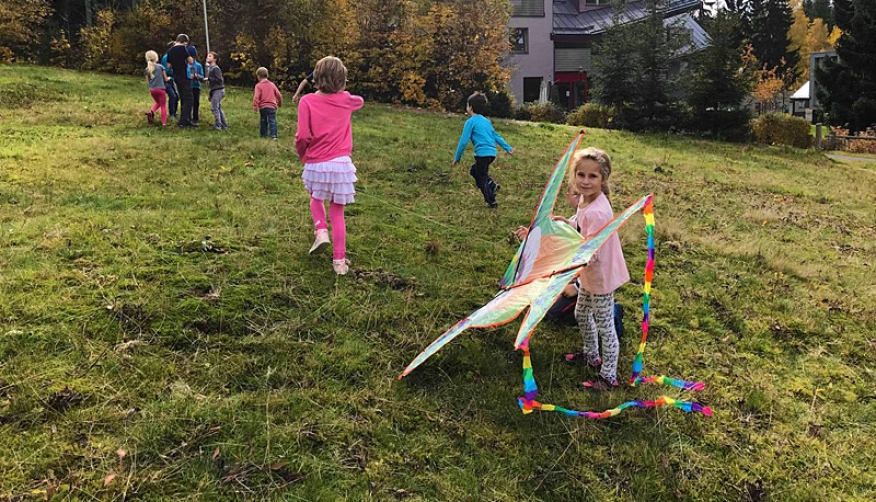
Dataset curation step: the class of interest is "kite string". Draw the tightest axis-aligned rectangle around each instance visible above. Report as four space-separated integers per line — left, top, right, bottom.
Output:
355 190 510 248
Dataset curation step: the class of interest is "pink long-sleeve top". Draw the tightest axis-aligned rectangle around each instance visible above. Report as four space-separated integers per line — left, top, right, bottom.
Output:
574 192 630 295
295 91 364 163
253 79 282 111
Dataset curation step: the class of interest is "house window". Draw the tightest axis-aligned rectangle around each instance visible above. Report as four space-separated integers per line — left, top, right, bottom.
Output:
511 0 545 17
511 28 528 54
523 77 542 103
584 0 606 5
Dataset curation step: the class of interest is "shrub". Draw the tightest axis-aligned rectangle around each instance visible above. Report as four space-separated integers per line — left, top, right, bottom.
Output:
484 90 514 118
513 102 565 124
566 103 614 128
512 105 531 121
750 113 813 148
685 109 752 143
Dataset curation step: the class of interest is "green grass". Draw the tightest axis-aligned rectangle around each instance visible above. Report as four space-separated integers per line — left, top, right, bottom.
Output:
1 64 875 501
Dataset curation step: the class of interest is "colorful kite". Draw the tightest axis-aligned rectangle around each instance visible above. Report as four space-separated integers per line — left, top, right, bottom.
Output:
399 132 711 419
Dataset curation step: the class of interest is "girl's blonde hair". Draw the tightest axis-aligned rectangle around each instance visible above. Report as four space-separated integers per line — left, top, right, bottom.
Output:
145 50 159 80
314 56 347 94
568 147 612 199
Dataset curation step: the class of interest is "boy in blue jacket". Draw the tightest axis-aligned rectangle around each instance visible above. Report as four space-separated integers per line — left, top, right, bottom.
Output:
451 92 514 208
190 58 205 125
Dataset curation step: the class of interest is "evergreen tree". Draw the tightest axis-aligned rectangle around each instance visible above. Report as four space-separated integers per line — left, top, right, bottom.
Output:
592 1 640 122
593 0 688 130
815 0 876 132
803 0 833 28
749 0 798 82
687 11 751 111
686 10 752 139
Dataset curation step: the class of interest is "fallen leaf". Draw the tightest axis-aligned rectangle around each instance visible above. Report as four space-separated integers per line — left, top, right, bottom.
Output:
104 473 116 486
117 448 127 460
270 461 287 470
212 446 220 459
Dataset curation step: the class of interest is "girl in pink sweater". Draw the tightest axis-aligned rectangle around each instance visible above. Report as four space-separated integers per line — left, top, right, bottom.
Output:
512 148 629 390
295 56 364 275
564 147 630 391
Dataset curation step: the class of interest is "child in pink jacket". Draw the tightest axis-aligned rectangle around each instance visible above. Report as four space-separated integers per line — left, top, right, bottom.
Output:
253 67 282 139
295 56 364 275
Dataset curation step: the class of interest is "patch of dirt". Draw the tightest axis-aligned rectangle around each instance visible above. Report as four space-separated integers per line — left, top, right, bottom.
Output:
45 387 85 413
354 268 417 290
111 302 155 333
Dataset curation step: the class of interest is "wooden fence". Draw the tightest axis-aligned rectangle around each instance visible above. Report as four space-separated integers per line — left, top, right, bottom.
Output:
815 124 876 153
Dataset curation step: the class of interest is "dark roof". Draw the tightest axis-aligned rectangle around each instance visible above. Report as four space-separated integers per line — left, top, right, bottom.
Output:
554 0 702 35
670 12 711 52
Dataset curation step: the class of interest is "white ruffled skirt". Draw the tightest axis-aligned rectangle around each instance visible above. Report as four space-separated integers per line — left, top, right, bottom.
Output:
302 156 357 205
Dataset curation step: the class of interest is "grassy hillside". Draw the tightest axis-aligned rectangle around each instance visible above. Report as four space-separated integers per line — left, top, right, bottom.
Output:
0 65 874 501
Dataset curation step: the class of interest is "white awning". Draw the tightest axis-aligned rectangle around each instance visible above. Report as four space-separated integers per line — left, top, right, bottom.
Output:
791 81 810 100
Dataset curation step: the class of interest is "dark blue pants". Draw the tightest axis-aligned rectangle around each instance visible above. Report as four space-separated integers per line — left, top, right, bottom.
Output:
165 82 179 117
469 156 497 204
260 107 277 138
192 88 200 123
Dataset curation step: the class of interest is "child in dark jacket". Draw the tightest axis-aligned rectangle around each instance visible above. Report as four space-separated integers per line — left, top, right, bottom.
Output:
204 51 228 130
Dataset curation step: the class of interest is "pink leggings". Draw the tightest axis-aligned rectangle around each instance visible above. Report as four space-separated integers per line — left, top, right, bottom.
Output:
309 197 346 260
149 89 168 125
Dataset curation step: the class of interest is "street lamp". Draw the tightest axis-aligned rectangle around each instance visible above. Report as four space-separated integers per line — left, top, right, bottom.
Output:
201 0 211 54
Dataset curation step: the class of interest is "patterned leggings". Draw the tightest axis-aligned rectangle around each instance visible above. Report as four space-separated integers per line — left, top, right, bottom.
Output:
575 290 619 382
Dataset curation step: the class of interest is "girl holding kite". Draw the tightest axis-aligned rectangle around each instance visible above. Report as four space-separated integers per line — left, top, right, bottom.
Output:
515 147 629 391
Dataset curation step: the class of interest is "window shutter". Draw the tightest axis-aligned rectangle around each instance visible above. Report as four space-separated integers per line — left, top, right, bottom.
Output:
555 48 591 72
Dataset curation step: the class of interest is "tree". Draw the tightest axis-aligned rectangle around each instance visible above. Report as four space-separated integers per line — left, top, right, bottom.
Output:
688 11 750 111
803 0 833 28
0 0 51 62
686 10 752 139
748 0 798 83
815 0 876 132
593 0 690 130
788 0 839 84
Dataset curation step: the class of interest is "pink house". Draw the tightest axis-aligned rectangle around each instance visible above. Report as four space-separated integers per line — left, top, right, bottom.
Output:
508 0 709 108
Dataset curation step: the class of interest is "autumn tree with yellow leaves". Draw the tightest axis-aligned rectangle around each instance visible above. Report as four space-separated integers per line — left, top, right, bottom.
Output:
787 0 841 85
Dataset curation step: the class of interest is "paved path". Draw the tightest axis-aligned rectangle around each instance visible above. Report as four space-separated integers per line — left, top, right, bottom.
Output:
826 154 876 163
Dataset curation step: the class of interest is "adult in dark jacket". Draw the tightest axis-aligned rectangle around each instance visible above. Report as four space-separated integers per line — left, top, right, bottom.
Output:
166 34 195 128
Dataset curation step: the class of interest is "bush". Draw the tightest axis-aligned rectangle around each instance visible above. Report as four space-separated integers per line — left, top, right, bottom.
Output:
685 109 752 143
750 113 813 148
566 103 615 128
513 102 565 124
512 105 531 121
484 90 514 118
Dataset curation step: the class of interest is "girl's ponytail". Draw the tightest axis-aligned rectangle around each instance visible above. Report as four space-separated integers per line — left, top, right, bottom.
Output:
145 50 158 80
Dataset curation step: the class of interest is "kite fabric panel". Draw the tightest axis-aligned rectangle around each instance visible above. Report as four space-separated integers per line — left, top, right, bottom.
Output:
501 132 586 289
400 132 711 419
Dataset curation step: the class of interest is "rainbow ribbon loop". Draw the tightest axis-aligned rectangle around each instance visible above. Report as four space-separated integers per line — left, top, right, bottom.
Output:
518 197 712 419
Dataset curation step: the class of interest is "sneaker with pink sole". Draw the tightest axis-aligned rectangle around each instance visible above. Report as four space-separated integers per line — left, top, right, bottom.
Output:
309 229 330 254
333 258 350 275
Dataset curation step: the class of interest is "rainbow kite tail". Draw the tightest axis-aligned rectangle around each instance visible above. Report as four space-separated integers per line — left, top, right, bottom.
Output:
518 347 712 419
630 197 656 385
633 375 707 391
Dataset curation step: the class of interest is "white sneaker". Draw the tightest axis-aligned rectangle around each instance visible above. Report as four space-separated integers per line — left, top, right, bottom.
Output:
333 258 350 275
309 229 330 254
